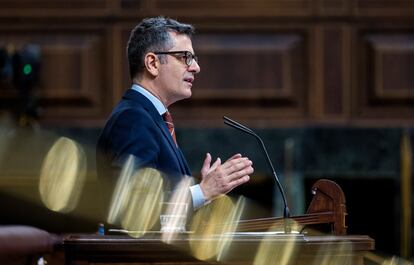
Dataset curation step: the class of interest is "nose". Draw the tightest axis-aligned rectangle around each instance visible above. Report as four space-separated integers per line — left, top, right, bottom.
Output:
188 60 200 74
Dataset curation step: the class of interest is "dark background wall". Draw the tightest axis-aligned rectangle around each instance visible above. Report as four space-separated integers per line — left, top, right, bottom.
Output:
0 0 414 261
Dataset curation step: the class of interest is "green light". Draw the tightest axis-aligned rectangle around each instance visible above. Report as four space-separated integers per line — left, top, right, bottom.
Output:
23 64 32 75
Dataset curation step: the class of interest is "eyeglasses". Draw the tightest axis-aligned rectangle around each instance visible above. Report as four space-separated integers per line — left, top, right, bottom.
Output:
153 50 198 66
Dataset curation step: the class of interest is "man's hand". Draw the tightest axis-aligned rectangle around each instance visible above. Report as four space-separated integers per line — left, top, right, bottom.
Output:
199 153 254 201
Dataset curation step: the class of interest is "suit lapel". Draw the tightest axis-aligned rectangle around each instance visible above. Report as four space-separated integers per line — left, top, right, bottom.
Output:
123 89 191 176
154 113 191 176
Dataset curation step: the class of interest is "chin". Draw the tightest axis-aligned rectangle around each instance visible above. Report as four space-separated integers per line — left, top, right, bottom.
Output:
174 92 192 103
183 89 192 99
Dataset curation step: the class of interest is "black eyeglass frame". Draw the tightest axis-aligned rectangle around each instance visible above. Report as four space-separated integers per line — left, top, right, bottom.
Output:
153 51 198 66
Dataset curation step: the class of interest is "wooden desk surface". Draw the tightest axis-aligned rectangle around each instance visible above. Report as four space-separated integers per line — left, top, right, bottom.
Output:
64 233 374 265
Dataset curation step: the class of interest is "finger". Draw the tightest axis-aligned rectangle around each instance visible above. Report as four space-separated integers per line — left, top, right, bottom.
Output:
210 157 221 172
222 157 252 172
226 166 254 183
225 175 251 193
205 157 222 178
200 153 212 177
232 174 250 186
225 153 242 162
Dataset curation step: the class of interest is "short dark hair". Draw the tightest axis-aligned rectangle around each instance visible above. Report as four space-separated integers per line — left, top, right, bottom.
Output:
127 16 195 79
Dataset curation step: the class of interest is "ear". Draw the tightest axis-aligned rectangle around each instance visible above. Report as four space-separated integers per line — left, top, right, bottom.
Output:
144 52 159 77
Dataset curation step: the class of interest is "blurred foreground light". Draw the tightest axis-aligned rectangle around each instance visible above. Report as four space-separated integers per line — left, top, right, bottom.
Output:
189 195 245 261
310 239 352 265
107 157 164 238
253 221 301 265
364 252 413 265
106 155 136 224
39 137 86 213
216 196 245 261
161 176 193 243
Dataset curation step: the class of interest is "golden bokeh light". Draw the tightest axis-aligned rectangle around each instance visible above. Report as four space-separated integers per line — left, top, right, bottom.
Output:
107 157 164 238
106 155 137 225
161 176 193 243
310 239 352 265
253 221 302 265
364 252 413 265
253 235 298 264
39 137 86 213
189 195 245 261
216 196 245 261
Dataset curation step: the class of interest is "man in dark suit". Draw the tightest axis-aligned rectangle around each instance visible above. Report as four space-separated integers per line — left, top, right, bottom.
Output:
97 17 254 214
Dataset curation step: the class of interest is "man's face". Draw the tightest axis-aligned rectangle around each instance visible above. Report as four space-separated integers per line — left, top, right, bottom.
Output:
157 32 201 106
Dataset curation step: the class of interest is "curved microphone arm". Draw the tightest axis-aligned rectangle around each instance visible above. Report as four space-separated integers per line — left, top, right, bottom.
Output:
223 116 290 219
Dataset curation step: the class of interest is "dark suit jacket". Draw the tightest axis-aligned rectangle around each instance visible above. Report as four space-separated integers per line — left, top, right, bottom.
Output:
96 89 192 191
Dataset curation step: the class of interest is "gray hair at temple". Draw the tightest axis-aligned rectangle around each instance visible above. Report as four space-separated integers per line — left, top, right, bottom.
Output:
127 16 195 79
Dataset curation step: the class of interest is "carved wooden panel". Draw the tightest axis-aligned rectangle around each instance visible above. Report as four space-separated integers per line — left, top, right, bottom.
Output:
0 27 109 122
152 0 312 17
355 31 414 119
193 34 303 100
369 36 414 100
356 0 414 16
322 26 349 117
115 27 308 125
318 0 351 16
0 0 111 17
172 32 308 124
117 26 134 102
0 1 414 125
119 0 146 10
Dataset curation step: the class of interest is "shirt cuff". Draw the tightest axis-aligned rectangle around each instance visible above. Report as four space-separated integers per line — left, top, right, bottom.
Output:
189 184 210 210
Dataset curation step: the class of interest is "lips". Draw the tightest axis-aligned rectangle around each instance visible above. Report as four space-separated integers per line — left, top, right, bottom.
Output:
184 77 194 83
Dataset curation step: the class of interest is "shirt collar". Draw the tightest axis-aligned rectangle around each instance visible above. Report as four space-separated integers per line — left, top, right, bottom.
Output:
131 84 167 115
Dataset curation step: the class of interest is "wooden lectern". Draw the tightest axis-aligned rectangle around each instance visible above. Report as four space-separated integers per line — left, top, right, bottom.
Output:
64 179 374 265
233 179 348 235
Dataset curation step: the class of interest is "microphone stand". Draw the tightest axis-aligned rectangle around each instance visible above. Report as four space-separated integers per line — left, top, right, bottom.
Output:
223 116 291 233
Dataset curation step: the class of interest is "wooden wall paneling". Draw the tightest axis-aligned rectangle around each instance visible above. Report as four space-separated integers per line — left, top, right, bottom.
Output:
322 25 350 120
170 30 309 126
117 24 135 102
307 24 351 123
151 0 313 17
116 0 148 16
311 25 324 121
371 36 414 100
316 0 352 16
355 0 414 17
110 24 129 109
38 32 106 120
354 28 414 122
0 0 113 18
342 25 352 121
351 25 362 121
0 25 110 124
98 24 122 120
1 1 414 126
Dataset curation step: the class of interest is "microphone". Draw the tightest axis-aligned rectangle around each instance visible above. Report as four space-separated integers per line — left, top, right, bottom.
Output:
223 116 291 220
